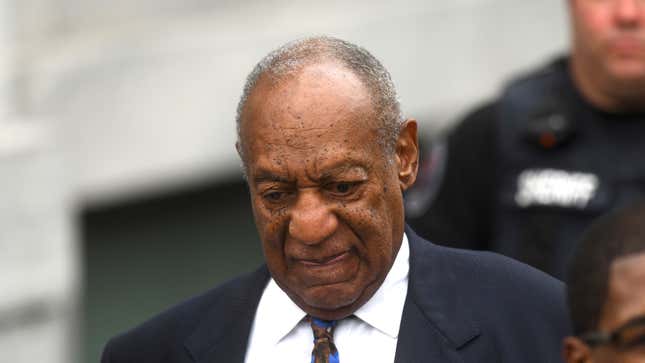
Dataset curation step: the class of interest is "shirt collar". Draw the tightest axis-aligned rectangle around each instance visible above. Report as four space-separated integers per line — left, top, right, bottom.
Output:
257 278 308 345
261 232 410 343
353 232 409 338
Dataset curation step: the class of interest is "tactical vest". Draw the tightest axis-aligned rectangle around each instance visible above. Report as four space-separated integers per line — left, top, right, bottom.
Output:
494 58 645 279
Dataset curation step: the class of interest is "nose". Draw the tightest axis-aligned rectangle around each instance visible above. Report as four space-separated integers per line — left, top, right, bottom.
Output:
614 0 643 26
288 189 338 245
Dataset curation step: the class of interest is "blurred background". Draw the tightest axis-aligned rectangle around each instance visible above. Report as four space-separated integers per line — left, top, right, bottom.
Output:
0 0 568 362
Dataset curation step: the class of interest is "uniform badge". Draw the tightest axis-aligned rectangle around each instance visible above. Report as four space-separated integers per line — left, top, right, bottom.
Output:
514 168 599 209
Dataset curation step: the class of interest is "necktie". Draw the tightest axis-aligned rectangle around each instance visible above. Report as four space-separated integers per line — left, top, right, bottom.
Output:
310 317 339 363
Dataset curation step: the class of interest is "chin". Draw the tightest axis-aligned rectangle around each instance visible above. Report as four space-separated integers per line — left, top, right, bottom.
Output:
285 285 368 320
302 283 361 310
607 59 645 81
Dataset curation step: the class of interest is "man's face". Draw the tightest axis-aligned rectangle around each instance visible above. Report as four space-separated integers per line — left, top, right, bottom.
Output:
570 0 645 85
565 252 645 363
238 61 418 320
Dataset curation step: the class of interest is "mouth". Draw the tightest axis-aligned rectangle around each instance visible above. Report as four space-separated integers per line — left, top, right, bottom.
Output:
609 36 645 55
288 249 360 288
297 250 351 267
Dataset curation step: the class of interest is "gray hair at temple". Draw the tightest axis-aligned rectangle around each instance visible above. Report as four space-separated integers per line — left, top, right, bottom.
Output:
235 36 404 164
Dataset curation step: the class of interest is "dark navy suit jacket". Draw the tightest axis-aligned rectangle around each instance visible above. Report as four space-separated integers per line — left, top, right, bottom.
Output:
101 228 570 362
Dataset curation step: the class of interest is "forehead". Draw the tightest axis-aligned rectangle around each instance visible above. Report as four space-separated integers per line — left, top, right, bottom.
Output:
240 62 381 167
243 61 373 128
602 252 645 327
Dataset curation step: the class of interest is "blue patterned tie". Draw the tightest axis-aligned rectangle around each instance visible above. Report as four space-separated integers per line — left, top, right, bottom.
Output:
310 317 339 363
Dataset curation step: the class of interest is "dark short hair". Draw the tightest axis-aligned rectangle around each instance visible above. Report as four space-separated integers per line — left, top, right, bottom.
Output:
567 202 645 335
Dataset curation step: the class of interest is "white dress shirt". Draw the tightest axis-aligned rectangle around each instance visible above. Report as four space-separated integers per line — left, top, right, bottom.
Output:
244 233 410 363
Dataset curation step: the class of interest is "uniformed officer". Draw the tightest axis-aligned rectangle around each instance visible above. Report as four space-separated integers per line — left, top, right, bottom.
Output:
406 0 645 279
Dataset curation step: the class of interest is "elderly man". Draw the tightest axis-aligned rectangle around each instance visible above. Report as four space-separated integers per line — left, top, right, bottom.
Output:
101 37 569 363
564 203 645 363
407 0 645 280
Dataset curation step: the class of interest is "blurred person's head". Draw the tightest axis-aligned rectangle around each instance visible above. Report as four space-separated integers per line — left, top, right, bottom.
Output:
568 0 645 112
235 36 419 321
564 202 645 363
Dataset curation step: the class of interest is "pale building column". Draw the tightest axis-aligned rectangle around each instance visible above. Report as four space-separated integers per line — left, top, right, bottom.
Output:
0 0 13 118
0 2 79 363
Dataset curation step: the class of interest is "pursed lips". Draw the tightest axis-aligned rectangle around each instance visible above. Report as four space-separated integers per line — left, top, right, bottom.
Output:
290 249 360 287
609 36 645 53
295 250 352 267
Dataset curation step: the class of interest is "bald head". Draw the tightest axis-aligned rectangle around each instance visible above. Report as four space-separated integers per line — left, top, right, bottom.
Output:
236 36 403 164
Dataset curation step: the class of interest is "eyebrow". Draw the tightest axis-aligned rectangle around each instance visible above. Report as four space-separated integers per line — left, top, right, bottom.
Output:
319 165 367 179
251 160 371 184
252 170 292 184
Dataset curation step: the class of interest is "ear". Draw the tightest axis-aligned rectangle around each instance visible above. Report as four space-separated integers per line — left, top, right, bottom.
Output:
395 119 419 192
563 336 593 363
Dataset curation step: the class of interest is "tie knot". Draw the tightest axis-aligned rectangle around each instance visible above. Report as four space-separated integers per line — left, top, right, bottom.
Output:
308 317 339 363
310 317 336 339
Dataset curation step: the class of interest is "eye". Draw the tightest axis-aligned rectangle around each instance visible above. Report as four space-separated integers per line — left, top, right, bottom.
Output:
262 190 290 204
326 181 360 197
266 191 283 200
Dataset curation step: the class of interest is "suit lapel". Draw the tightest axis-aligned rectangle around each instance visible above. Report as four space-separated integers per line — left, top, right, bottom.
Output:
184 266 270 363
395 294 464 363
395 227 480 363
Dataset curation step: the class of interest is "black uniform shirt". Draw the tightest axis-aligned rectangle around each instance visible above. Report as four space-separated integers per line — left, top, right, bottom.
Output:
406 57 645 278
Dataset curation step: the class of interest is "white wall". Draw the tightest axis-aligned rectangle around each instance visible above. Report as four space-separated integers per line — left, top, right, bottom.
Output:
0 0 14 117
14 0 569 204
0 122 78 363
1 2 78 362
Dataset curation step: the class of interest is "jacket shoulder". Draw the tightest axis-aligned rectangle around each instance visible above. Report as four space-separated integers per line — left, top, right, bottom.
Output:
430 243 570 352
410 235 570 362
409 229 569 327
101 266 269 363
439 244 565 309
